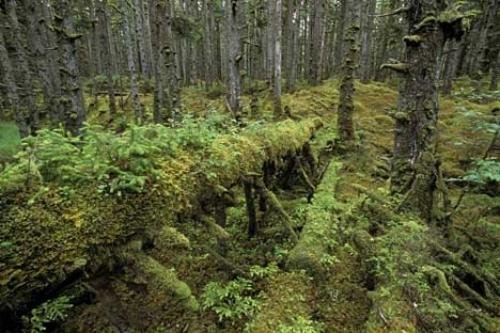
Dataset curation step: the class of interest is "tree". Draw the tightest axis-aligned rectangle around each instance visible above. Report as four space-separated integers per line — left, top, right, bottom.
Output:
337 0 360 145
284 0 298 91
272 0 283 116
384 0 463 221
4 0 38 136
359 0 376 82
0 19 27 137
54 0 86 135
308 0 325 85
226 0 242 122
120 0 143 123
96 0 117 115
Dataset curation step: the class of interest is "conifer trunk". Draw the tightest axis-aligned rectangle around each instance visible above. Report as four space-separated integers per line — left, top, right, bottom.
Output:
337 0 360 144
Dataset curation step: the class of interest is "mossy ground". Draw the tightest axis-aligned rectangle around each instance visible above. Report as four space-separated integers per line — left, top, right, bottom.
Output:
2 78 498 332
0 121 21 163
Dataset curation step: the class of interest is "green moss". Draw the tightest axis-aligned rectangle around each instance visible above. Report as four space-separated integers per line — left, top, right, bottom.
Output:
287 161 343 276
133 253 199 311
0 121 21 162
246 272 316 333
403 35 423 45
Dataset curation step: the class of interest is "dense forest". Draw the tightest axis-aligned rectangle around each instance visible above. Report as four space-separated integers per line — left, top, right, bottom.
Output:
0 0 499 332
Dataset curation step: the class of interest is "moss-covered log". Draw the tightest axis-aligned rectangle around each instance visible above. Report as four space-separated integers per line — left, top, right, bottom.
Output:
129 252 199 312
287 161 342 276
0 118 323 316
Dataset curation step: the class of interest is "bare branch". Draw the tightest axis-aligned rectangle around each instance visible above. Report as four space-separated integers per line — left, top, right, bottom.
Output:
371 6 409 18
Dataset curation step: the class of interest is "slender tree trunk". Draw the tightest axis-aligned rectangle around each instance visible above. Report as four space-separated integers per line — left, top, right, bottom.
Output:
164 0 181 123
202 0 216 86
153 0 165 123
97 0 117 115
284 0 298 91
490 52 499 91
272 0 283 116
359 0 376 83
54 0 86 135
142 0 154 79
337 0 360 144
309 0 324 85
226 0 242 122
333 0 347 75
120 0 143 124
134 0 148 78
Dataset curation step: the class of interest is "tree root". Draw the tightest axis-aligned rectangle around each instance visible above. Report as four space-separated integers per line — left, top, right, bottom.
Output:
429 240 500 296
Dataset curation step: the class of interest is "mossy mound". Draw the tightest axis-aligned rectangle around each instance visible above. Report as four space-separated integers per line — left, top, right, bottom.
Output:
245 272 317 333
0 188 170 312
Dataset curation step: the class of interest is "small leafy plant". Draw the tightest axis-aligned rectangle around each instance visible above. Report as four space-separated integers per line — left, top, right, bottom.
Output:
201 277 260 325
23 296 73 333
277 316 324 333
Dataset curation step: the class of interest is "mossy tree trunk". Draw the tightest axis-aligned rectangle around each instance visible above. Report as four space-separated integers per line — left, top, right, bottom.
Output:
388 0 454 222
337 0 360 144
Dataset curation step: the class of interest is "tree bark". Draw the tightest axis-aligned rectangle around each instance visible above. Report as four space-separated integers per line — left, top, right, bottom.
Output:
359 0 376 83
284 0 298 91
309 0 325 85
333 0 347 75
96 0 117 115
272 0 283 116
337 0 360 144
120 0 143 124
226 0 243 122
388 0 454 222
54 0 86 135
0 22 28 137
5 0 38 136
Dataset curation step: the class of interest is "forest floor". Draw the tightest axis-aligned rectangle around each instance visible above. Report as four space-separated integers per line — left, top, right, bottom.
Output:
1 79 499 332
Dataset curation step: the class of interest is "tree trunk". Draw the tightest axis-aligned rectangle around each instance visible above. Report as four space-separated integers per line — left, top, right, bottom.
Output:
333 0 347 75
272 0 283 116
96 0 117 115
309 0 325 85
284 0 298 91
164 0 181 123
490 52 499 91
0 23 28 137
226 0 243 122
337 0 360 144
5 0 38 136
202 0 216 86
387 0 456 222
54 0 86 135
359 0 376 83
120 0 143 124
142 0 154 80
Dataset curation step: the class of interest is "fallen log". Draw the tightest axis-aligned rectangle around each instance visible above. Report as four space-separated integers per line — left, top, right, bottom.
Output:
287 161 342 276
0 118 324 317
